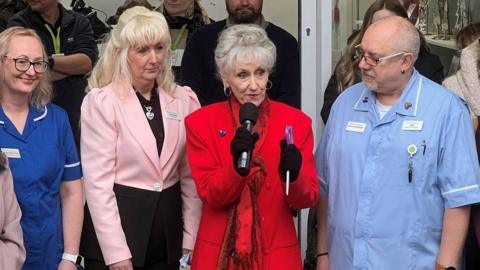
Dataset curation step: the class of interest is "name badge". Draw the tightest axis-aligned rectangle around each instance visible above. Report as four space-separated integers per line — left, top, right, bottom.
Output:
171 49 184 67
166 111 181 121
402 120 423 131
1 148 21 159
346 121 366 133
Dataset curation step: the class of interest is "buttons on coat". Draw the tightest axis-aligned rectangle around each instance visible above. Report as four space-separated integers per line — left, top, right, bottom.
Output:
153 182 162 192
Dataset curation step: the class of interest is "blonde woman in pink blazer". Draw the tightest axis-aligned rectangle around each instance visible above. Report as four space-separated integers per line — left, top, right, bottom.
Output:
79 7 201 270
0 153 25 270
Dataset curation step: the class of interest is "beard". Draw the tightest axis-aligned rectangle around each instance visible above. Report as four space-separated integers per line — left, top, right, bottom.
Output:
361 72 378 91
226 5 261 24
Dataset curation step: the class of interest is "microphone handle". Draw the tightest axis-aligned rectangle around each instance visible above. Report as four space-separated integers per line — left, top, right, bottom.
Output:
237 151 251 175
237 120 253 175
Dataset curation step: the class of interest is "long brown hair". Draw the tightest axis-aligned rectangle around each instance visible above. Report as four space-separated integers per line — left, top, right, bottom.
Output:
455 22 480 49
335 0 408 92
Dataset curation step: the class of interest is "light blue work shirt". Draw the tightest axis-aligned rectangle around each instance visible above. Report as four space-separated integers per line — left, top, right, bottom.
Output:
316 70 480 270
0 103 81 270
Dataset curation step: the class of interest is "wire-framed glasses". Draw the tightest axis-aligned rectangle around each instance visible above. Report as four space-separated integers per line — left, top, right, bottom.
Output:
354 44 406 66
3 55 48 74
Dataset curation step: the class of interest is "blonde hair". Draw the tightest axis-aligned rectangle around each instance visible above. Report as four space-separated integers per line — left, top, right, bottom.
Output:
88 6 176 94
0 27 52 109
215 24 276 80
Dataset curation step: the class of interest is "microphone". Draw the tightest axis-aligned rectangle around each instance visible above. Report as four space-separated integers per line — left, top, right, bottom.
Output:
237 102 259 175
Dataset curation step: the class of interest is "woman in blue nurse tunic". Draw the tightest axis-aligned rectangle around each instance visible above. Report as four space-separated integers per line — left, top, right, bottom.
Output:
0 27 83 270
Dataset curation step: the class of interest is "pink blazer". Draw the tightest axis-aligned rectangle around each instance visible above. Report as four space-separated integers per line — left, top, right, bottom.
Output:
0 161 25 270
81 77 202 265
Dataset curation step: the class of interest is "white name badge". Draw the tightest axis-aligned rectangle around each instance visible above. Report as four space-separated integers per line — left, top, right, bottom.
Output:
166 111 181 121
1 148 21 159
171 49 184 67
346 121 367 133
402 120 423 131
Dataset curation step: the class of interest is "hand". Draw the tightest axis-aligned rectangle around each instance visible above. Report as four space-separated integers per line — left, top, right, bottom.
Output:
109 259 133 270
316 255 329 270
230 127 259 176
57 260 77 270
279 139 302 182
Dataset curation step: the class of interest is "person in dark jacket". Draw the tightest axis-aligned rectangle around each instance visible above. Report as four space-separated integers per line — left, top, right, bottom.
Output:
181 0 300 108
0 0 26 32
8 0 98 148
319 0 444 124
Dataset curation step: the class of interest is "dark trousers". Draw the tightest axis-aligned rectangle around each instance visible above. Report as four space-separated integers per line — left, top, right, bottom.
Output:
81 183 183 269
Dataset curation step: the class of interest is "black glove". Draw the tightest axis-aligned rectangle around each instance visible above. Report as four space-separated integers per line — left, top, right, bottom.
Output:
279 139 302 183
230 127 259 176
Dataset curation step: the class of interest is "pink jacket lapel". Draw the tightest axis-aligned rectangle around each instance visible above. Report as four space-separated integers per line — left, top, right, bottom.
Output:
113 79 161 172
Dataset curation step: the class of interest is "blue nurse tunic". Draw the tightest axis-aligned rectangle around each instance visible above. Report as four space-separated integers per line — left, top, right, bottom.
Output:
316 70 480 269
0 103 82 270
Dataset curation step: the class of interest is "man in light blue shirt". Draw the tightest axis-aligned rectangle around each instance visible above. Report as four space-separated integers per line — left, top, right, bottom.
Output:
315 16 480 270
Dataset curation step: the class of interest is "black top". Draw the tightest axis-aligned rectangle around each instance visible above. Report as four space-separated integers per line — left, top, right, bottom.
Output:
162 1 213 84
320 43 444 123
0 0 27 31
136 88 165 157
181 19 301 108
8 4 98 147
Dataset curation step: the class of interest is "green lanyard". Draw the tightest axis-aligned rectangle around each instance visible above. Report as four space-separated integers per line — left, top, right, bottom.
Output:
171 24 188 51
44 24 61 55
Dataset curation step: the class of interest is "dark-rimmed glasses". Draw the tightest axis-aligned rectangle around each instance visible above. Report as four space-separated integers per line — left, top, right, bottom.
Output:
3 55 48 74
354 44 406 66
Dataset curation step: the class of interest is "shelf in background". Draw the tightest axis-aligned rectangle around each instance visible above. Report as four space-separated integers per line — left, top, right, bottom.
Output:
424 35 457 50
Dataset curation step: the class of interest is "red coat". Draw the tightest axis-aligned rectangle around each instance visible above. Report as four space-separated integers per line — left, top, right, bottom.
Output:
185 100 319 269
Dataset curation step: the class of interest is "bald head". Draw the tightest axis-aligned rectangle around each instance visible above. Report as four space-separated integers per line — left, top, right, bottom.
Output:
365 16 420 62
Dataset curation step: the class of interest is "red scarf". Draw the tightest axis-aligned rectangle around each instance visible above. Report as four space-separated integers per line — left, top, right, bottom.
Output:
216 97 270 270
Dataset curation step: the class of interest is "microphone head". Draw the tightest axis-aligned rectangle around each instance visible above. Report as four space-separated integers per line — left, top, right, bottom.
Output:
239 102 259 125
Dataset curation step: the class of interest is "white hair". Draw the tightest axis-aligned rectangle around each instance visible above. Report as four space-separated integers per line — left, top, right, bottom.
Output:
215 24 276 79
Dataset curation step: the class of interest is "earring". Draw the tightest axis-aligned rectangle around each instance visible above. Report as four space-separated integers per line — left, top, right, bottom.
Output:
223 86 231 96
266 80 273 90
401 69 405 74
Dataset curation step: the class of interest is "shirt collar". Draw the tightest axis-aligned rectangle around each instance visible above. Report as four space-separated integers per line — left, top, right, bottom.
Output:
0 105 48 126
353 69 422 117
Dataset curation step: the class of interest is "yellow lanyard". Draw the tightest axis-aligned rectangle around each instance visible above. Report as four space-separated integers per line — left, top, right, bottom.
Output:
171 24 188 51
44 24 61 55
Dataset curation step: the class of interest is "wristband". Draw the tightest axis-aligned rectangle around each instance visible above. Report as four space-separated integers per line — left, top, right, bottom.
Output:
316 252 328 258
435 263 456 270
62 253 83 265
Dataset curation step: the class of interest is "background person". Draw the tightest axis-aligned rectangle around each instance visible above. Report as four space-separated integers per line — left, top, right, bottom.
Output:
181 0 300 108
80 6 201 270
156 0 213 83
0 153 25 270
185 24 319 270
0 26 83 270
443 31 480 270
8 0 98 148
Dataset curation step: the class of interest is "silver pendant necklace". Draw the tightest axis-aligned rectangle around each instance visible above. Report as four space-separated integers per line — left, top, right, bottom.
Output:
144 105 154 120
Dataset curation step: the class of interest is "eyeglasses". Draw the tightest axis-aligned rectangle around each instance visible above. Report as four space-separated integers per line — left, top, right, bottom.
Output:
3 55 48 74
354 45 406 66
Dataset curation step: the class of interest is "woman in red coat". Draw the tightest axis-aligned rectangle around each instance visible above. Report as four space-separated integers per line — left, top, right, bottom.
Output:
185 24 319 270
